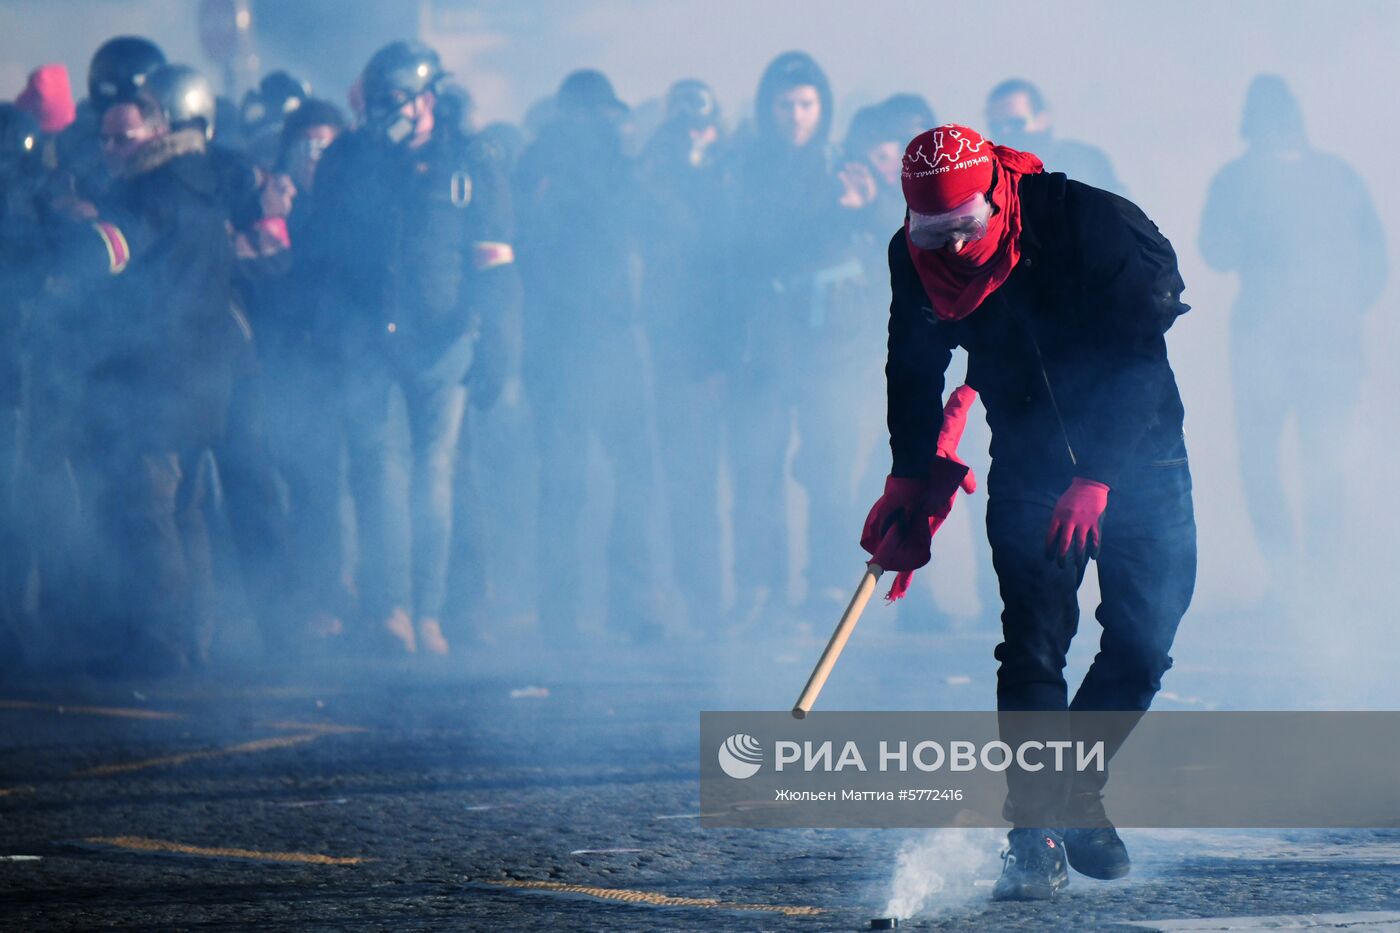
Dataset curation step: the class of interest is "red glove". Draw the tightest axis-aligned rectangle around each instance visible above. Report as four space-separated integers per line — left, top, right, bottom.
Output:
1045 477 1110 566
861 475 939 573
935 384 978 498
861 386 978 598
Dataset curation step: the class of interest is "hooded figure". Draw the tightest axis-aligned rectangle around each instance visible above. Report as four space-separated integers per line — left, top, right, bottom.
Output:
726 51 874 623
868 123 1195 900
731 51 844 301
1199 74 1386 604
513 68 669 642
634 77 731 625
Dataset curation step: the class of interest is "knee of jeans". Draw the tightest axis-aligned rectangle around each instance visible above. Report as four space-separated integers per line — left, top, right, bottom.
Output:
1114 640 1175 692
995 636 1070 681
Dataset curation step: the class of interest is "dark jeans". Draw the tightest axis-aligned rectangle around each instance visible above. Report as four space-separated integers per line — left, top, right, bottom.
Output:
726 371 791 605
1231 316 1358 586
526 328 666 636
790 352 884 607
655 372 725 622
263 352 349 625
90 446 215 665
344 363 467 623
987 438 1196 826
212 370 292 646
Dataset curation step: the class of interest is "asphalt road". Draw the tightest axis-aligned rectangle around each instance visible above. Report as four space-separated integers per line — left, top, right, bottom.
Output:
3 621 1399 932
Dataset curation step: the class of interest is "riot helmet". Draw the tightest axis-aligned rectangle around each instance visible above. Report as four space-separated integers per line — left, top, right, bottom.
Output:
88 36 166 113
241 69 310 137
147 64 217 140
556 69 627 117
361 41 444 144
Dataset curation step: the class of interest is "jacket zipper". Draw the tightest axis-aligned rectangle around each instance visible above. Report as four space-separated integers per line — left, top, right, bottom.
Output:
1028 328 1078 468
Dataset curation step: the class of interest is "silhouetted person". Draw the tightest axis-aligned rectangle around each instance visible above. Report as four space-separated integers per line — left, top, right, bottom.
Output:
986 78 1125 195
83 92 239 673
1200 74 1386 597
0 106 47 657
240 70 311 170
515 69 667 642
727 51 869 625
146 61 293 657
237 98 353 649
637 78 731 626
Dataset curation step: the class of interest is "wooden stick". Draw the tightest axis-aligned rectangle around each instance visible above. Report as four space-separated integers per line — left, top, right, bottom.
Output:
791 563 883 719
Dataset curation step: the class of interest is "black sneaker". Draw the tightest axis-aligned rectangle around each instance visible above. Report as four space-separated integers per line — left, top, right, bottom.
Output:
1063 791 1131 880
991 828 1069 901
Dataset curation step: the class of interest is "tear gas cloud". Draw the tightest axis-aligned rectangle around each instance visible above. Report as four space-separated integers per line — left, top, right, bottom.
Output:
0 0 1394 718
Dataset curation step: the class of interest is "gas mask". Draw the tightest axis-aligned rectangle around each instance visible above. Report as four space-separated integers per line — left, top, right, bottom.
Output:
366 90 420 146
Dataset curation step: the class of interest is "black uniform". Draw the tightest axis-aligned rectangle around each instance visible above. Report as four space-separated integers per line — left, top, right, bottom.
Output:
636 119 732 622
302 123 519 628
3 136 154 665
515 107 666 638
1200 77 1386 592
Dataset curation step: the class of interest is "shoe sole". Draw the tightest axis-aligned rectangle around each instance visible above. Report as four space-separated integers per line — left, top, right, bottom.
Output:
991 879 1065 901
1066 854 1131 880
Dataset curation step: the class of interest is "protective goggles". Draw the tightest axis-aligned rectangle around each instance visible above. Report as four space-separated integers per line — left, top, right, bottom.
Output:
907 192 991 251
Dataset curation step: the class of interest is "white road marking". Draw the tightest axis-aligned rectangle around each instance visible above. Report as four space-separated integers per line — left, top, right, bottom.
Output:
1128 912 1400 931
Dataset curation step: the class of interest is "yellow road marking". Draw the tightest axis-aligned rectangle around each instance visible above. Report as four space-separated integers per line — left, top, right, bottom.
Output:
488 879 824 916
150 686 341 702
86 836 367 865
0 701 182 721
261 721 367 735
75 732 323 777
0 786 35 797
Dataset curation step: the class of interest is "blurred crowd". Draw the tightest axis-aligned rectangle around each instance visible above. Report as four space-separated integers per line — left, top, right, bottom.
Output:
0 35 1383 677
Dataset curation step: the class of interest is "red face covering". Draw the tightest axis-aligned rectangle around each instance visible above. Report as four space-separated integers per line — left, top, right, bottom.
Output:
900 124 1044 321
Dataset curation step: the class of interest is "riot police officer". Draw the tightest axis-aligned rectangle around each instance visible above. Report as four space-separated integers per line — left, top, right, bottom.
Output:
301 40 520 656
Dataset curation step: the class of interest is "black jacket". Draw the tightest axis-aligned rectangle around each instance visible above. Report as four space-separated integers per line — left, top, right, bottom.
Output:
636 122 733 379
86 129 240 448
886 172 1189 489
303 125 520 380
515 111 638 353
1 159 50 405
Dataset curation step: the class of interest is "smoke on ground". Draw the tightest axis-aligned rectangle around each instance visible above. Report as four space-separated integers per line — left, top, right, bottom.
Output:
882 828 1003 919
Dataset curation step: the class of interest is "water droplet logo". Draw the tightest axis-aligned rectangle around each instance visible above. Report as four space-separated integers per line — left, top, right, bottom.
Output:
717 733 763 780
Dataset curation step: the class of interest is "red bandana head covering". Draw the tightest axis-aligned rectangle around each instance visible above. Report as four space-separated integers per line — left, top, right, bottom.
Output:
900 124 1044 321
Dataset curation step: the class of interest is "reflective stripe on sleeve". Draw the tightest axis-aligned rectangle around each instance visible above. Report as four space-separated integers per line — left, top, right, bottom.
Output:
93 221 130 274
471 241 515 270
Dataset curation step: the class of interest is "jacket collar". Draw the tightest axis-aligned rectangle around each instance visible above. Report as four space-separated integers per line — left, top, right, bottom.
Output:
121 128 207 179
